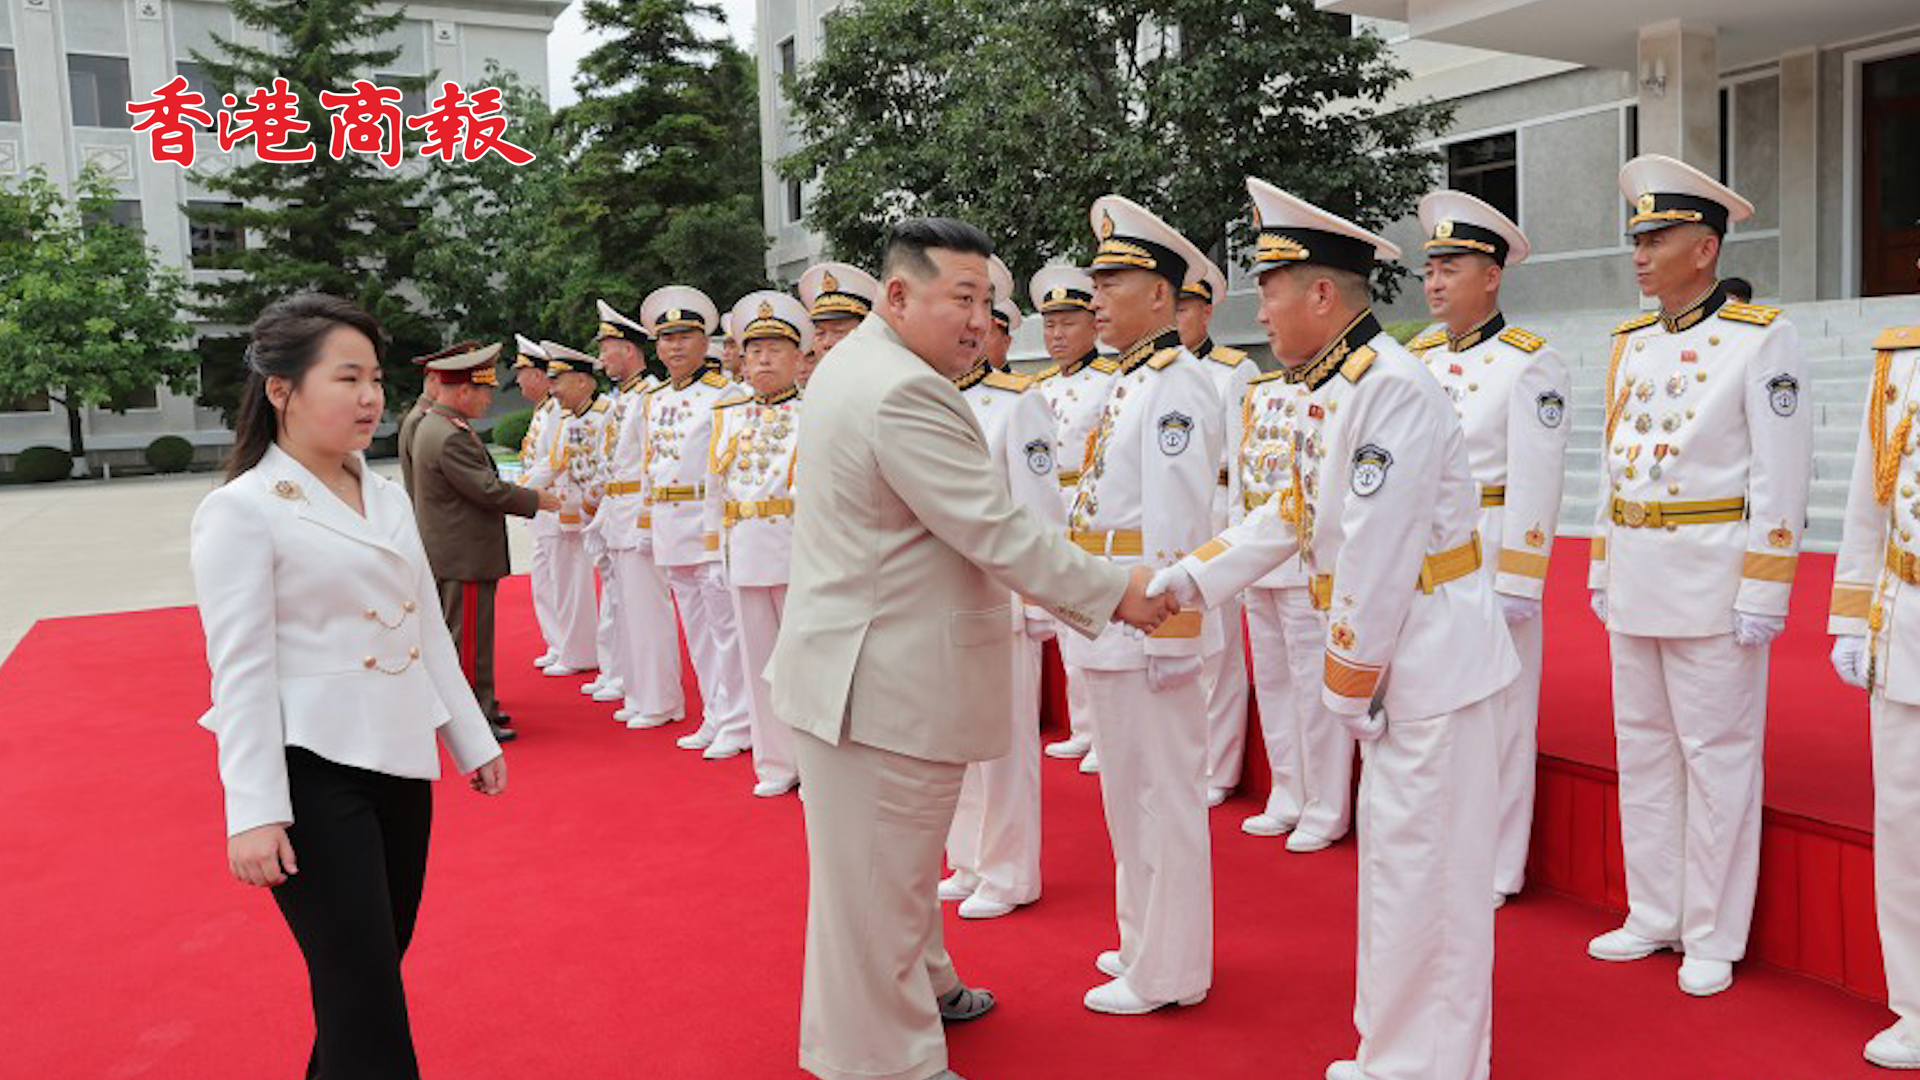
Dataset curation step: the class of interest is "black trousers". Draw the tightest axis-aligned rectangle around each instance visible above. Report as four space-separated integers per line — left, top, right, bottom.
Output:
272 748 433 1080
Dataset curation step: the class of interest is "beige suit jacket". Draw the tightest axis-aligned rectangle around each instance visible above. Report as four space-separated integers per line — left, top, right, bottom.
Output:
768 315 1130 764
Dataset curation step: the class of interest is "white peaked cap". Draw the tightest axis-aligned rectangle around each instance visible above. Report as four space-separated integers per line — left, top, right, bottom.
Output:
1088 193 1209 287
1244 177 1400 275
1418 189 1530 267
640 285 718 336
731 290 815 356
1618 153 1753 235
1029 265 1096 313
797 261 878 321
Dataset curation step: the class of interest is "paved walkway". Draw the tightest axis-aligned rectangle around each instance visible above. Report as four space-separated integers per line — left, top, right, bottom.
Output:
0 464 534 661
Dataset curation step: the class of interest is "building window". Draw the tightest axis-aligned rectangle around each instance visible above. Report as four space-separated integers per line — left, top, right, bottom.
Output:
68 54 134 128
1717 87 1731 183
0 389 50 413
108 385 160 411
374 73 427 120
1446 132 1518 224
188 200 247 269
786 178 803 225
778 36 796 82
0 49 20 123
176 60 213 106
84 199 144 236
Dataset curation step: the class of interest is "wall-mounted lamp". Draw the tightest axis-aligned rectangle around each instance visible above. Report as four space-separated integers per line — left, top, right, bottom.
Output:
1640 57 1668 97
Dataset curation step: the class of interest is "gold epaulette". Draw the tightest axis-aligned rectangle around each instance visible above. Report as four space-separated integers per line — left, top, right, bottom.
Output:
1720 301 1781 327
1249 368 1285 384
1208 346 1248 367
983 370 1033 392
1614 312 1660 335
1340 345 1376 383
700 371 731 389
1406 328 1447 354
591 397 611 412
1091 356 1120 374
1875 327 1920 352
1146 347 1181 371
1498 325 1545 353
1031 364 1061 382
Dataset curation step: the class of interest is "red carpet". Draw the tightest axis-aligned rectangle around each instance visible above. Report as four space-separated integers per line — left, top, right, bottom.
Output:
0 577 1897 1079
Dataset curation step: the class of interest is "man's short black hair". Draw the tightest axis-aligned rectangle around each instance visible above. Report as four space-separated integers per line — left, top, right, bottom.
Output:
880 217 993 281
1723 277 1754 303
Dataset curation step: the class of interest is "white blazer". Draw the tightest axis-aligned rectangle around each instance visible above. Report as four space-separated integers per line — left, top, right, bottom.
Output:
190 444 501 836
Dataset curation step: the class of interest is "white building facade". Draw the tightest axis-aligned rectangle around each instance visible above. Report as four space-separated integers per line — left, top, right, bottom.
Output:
0 0 564 468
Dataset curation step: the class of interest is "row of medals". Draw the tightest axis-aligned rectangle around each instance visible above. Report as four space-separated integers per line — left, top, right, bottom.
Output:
1617 361 1708 482
1069 380 1139 528
731 403 796 486
648 398 696 467
1250 395 1319 548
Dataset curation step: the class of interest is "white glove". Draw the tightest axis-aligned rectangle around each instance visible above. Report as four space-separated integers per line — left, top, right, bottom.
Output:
1145 654 1203 692
1342 703 1386 743
1146 564 1201 607
1025 612 1057 642
1831 635 1870 689
1732 610 1786 648
1499 595 1542 625
1589 590 1608 626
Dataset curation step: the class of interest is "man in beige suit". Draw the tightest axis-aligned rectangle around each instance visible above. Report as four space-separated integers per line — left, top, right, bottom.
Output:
767 217 1177 1080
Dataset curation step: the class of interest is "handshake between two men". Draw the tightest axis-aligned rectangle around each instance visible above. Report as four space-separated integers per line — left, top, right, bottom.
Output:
1111 565 1192 635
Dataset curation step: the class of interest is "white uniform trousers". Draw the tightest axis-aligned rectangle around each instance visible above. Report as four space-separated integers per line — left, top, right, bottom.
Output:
547 533 599 670
945 637 1043 907
1062 663 1097 748
593 550 623 683
1875 696 1920 1047
528 524 561 656
1087 668 1212 1002
1353 694 1499 1080
1202 597 1252 792
794 731 965 1080
665 563 750 749
1244 586 1354 841
1493 614 1544 895
1609 631 1767 961
611 548 684 720
732 585 797 787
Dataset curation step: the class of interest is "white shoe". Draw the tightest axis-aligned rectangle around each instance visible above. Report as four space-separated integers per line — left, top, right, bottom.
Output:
579 678 604 695
1241 812 1297 837
703 739 747 761
533 651 557 669
752 777 798 798
1045 735 1091 759
592 685 624 702
1079 752 1101 775
1286 830 1334 853
628 712 683 730
1492 892 1508 910
938 872 980 902
1095 950 1126 978
1587 927 1678 962
1325 1061 1364 1080
958 894 1019 920
613 707 635 723
1083 976 1205 1015
1865 1026 1920 1069
1205 786 1230 808
542 663 582 677
676 730 715 750
1678 957 1733 996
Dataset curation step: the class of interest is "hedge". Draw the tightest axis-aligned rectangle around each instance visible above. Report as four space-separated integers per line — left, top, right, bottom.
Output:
491 408 534 449
14 446 73 483
144 435 195 473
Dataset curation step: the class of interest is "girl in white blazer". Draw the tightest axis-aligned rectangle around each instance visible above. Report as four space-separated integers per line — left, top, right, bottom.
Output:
190 293 505 1080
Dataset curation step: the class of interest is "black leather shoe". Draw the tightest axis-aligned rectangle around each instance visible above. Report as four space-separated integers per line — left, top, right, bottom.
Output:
490 721 518 743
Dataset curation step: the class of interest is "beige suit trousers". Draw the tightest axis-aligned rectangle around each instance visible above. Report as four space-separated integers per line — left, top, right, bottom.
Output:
795 730 966 1080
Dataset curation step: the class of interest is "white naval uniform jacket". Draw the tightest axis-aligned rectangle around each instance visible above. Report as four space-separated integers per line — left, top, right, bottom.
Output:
1587 286 1813 638
645 367 734 568
594 376 650 551
524 396 611 533
520 396 562 539
705 384 802 589
1231 370 1313 591
190 445 501 836
1180 312 1518 719
1198 341 1257 533
1408 313 1572 601
1058 329 1226 671
958 362 1066 630
1830 327 1920 701
1034 350 1119 513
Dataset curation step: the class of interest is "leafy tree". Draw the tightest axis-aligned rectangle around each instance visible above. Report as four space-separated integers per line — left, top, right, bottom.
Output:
187 0 439 418
558 0 768 318
782 0 1453 297
0 167 197 474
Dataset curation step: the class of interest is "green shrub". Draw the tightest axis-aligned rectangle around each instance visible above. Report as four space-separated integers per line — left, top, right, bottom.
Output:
144 435 195 473
491 408 533 449
1382 319 1431 345
14 446 73 483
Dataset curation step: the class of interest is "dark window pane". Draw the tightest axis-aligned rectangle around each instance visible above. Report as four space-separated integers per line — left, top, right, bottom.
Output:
175 60 213 106
83 199 143 236
1625 105 1639 161
69 54 133 128
187 200 247 269
786 178 803 223
1446 132 1518 224
779 38 796 81
0 389 51 412
108 385 159 410
0 49 19 123
373 73 427 121
1875 112 1920 230
1717 87 1730 183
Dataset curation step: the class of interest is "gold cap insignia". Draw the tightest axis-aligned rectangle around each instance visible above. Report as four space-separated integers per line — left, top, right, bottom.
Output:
1435 219 1454 240
598 321 619 338
821 270 839 292
1637 192 1656 214
1050 287 1066 302
1099 209 1115 240
758 300 775 317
